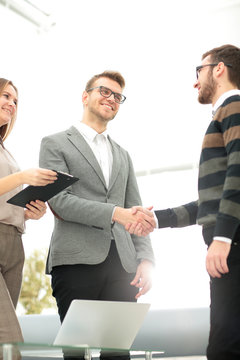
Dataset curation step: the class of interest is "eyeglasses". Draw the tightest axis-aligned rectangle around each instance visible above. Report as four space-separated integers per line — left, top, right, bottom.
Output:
196 63 233 79
87 86 126 104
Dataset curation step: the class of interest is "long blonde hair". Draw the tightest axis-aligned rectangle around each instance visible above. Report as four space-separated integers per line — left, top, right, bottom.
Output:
0 78 18 141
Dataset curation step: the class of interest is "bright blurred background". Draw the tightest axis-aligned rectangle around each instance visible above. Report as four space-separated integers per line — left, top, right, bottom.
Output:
0 0 240 313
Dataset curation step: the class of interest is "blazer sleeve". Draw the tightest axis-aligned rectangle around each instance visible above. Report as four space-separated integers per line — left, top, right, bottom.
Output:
39 135 115 232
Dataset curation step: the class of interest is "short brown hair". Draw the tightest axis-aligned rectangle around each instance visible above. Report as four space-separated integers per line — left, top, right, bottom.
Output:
0 78 18 141
85 70 125 91
202 44 240 89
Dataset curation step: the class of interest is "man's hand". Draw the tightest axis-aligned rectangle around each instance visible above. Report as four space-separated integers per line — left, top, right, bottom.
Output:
131 260 153 299
125 206 155 236
113 206 156 235
206 240 231 278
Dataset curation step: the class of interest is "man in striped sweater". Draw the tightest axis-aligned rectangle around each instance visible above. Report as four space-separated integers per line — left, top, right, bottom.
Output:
127 44 240 360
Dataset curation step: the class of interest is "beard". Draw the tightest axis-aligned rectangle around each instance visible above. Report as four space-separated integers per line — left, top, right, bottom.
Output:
198 72 217 105
88 103 117 122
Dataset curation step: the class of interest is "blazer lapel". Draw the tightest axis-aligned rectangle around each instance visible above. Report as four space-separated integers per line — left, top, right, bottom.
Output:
66 126 107 187
108 136 121 191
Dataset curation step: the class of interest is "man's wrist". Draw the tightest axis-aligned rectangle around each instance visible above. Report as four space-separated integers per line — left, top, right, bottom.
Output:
213 236 232 244
112 206 124 225
111 206 117 224
153 212 159 228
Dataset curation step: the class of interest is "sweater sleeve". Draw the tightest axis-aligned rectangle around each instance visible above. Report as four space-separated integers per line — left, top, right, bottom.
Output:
154 201 198 228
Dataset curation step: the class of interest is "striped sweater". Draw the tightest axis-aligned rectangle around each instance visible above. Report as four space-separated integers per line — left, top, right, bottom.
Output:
155 95 240 244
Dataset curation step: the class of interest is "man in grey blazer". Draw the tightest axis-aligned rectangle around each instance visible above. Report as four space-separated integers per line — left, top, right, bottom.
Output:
39 71 155 359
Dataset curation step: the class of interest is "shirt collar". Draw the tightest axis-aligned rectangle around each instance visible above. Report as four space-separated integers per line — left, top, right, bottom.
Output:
213 89 240 114
75 122 109 141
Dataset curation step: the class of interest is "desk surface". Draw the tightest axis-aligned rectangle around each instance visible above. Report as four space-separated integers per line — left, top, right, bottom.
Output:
0 343 165 359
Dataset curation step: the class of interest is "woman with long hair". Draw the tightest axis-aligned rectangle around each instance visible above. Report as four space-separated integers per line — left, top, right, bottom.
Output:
0 78 57 343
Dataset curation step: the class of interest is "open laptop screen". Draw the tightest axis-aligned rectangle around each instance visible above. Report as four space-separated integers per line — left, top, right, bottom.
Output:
54 299 150 349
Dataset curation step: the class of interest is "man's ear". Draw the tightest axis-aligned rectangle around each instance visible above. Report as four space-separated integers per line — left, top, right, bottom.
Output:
215 62 225 78
82 90 88 105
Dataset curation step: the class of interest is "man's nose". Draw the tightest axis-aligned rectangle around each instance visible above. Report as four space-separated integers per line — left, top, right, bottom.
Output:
108 93 115 102
193 80 198 89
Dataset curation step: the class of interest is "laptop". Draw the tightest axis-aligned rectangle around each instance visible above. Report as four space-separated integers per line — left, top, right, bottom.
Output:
54 299 150 349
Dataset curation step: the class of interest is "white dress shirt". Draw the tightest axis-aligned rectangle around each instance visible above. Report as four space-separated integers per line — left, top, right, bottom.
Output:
75 122 113 188
74 122 116 230
212 89 240 114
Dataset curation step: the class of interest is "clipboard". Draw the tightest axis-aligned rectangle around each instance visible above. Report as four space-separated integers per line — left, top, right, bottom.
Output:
7 171 79 208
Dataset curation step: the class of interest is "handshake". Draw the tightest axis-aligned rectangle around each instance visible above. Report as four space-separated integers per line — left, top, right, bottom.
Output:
113 206 156 237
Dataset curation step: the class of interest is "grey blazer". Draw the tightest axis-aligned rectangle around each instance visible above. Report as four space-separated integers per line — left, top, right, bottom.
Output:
39 126 154 274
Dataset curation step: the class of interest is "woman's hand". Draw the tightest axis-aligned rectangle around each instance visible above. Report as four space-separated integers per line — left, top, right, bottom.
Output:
20 168 57 186
24 200 47 220
0 169 58 197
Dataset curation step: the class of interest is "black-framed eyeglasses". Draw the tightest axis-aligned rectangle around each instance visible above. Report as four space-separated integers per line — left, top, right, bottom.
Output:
196 63 233 79
87 86 126 104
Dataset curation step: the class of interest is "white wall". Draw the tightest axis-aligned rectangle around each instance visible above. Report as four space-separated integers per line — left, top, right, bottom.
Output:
0 0 239 312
